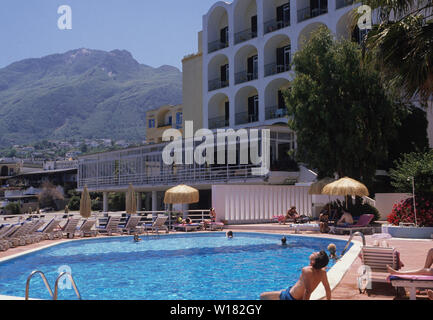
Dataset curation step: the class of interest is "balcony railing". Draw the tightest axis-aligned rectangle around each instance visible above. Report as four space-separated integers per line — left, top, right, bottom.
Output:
265 106 289 120
264 18 290 35
235 111 259 125
79 163 262 190
208 78 229 91
336 0 354 9
264 63 291 77
209 116 229 129
158 122 172 128
297 7 328 23
208 40 229 54
234 28 257 44
235 70 258 84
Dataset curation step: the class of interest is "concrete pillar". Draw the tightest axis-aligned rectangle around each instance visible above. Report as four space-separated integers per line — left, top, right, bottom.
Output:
152 190 157 212
145 192 151 211
136 192 142 212
103 192 108 213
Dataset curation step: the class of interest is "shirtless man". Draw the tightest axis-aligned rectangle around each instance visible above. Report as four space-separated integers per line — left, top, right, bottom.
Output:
260 250 332 300
337 210 353 226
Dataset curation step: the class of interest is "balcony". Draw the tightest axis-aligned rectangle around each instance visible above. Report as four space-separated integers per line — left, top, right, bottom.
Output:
234 28 257 45
208 40 229 54
208 78 229 92
157 122 173 129
235 112 259 125
264 18 290 35
209 116 230 129
336 0 354 9
297 6 328 23
264 63 291 77
235 70 258 85
265 106 289 120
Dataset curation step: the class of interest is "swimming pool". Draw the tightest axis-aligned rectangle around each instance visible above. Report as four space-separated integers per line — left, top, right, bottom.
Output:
0 233 349 300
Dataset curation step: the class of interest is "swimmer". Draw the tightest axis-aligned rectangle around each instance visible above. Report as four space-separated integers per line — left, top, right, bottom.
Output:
226 231 233 238
327 243 338 260
281 236 287 246
133 233 142 242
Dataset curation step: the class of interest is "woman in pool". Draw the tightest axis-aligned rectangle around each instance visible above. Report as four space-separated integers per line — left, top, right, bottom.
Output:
133 233 142 242
226 231 233 238
260 251 332 300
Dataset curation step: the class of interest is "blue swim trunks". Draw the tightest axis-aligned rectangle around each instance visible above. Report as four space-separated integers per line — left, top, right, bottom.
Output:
280 287 297 300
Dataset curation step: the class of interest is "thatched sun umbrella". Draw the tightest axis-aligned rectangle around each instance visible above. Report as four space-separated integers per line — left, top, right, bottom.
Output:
164 185 199 204
80 185 92 218
322 177 369 209
164 185 199 220
125 183 137 214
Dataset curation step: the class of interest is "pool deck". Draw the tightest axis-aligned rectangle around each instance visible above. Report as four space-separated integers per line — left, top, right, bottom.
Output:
0 224 432 300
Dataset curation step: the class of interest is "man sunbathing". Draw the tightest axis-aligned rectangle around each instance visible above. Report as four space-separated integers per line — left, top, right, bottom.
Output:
260 250 332 300
387 248 433 276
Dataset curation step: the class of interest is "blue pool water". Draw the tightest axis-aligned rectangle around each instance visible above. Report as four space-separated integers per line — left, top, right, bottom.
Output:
0 233 349 300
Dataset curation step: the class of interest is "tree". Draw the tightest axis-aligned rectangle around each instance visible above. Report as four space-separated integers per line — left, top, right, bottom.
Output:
389 150 433 195
38 182 64 209
285 27 401 183
362 0 433 102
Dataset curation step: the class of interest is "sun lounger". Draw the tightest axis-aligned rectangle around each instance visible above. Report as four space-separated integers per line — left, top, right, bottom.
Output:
388 275 433 300
78 219 97 237
360 246 401 282
61 218 81 238
96 216 121 236
120 215 142 234
330 214 375 235
37 219 63 240
174 223 201 232
208 222 224 231
4 221 38 246
289 223 320 232
0 225 18 251
143 216 168 235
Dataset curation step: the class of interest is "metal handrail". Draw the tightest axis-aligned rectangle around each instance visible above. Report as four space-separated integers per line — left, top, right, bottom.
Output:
54 272 82 300
341 231 366 256
25 270 54 300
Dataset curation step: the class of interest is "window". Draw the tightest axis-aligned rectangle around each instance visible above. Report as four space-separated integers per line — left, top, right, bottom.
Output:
148 119 155 128
220 27 229 46
176 112 183 125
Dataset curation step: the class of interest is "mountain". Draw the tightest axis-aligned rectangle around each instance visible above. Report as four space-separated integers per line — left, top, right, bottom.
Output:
0 48 182 147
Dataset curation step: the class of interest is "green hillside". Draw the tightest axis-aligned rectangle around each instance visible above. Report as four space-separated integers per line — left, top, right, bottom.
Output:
0 48 182 147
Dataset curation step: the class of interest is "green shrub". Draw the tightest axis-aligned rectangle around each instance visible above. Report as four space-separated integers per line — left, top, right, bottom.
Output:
68 195 80 211
5 202 21 215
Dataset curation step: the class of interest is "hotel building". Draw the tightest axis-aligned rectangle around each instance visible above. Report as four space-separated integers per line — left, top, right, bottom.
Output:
78 0 362 222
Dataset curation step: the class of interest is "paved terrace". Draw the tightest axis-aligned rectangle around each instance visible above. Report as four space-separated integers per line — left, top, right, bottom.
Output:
0 223 432 300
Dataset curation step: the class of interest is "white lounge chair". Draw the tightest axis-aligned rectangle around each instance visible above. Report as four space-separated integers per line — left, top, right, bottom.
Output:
96 216 121 236
388 275 433 300
360 245 400 282
61 218 81 238
78 219 97 237
120 215 142 234
37 219 63 240
143 216 168 235
5 222 36 246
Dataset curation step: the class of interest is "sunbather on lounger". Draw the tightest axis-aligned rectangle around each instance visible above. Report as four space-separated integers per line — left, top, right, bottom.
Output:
387 248 433 276
428 290 433 300
337 210 353 226
260 251 331 300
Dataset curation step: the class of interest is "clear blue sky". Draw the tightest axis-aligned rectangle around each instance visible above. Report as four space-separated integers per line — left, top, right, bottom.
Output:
0 0 226 70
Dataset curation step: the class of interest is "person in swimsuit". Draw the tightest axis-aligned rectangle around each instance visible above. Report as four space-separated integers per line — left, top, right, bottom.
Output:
260 250 332 300
337 210 353 226
226 231 233 238
281 237 287 246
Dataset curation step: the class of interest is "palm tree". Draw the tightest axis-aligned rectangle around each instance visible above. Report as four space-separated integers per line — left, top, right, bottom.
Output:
361 0 433 102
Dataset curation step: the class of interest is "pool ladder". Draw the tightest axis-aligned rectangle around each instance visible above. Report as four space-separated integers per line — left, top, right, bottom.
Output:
341 231 366 256
25 270 82 300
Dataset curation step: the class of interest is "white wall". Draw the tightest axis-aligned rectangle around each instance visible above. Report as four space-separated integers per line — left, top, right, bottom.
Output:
212 184 312 223
375 193 411 221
